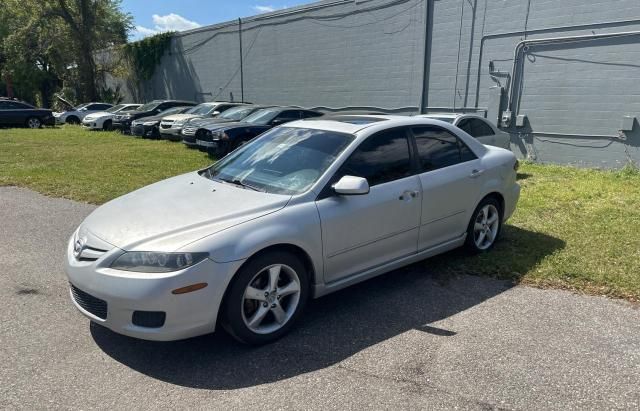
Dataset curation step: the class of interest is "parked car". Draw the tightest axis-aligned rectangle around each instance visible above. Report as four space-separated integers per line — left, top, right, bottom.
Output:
159 102 244 141
416 113 510 149
64 115 520 344
81 104 142 131
113 100 197 134
130 106 194 139
0 99 55 128
54 102 114 125
195 107 323 156
181 104 275 148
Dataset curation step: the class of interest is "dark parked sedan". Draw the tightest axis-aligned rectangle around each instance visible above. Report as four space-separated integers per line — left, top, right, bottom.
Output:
130 106 194 138
0 99 55 128
181 104 275 148
113 100 197 134
194 107 323 156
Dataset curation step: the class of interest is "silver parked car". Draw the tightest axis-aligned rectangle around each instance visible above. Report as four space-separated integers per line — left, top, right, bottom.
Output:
416 113 510 149
65 115 520 345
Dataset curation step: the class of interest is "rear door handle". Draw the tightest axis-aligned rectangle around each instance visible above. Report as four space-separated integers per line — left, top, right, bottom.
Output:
399 190 419 201
470 169 485 178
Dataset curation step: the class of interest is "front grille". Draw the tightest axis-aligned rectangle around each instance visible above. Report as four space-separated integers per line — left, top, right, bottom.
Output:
182 126 197 136
70 284 107 319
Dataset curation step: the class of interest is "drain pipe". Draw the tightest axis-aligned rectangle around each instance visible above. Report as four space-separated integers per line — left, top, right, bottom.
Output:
507 30 640 117
238 18 244 102
474 18 640 108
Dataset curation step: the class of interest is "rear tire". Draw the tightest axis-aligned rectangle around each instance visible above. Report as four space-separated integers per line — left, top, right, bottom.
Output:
464 197 502 253
66 116 80 125
26 117 42 129
222 251 309 345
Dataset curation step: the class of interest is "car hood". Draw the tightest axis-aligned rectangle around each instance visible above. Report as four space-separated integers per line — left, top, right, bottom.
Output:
163 114 202 122
201 121 252 131
84 111 113 120
80 172 291 252
191 118 236 127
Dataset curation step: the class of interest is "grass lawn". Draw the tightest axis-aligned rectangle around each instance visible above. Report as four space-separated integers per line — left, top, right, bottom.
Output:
0 126 212 204
1 126 639 301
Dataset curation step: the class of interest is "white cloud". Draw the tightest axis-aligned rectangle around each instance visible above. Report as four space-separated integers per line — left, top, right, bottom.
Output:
253 5 279 13
133 13 201 39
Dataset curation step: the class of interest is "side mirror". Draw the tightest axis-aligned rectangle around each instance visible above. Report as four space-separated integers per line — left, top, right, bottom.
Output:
332 175 370 196
211 111 220 116
271 118 287 126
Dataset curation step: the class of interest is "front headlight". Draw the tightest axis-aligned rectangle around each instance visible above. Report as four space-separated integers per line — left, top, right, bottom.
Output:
110 251 209 273
173 120 185 126
212 131 228 141
143 121 158 126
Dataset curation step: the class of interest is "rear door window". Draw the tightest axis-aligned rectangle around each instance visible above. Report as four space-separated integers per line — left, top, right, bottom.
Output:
411 126 477 172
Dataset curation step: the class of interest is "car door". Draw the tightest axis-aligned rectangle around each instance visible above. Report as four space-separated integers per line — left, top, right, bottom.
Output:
5 101 29 125
315 127 422 283
0 101 9 125
411 125 482 250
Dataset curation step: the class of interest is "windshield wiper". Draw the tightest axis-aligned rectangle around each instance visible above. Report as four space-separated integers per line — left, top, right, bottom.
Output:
214 177 264 192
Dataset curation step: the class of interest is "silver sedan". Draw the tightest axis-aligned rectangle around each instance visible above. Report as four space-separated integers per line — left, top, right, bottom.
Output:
65 115 520 345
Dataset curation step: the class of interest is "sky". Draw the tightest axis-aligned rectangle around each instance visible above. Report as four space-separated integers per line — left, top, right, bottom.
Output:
121 0 313 40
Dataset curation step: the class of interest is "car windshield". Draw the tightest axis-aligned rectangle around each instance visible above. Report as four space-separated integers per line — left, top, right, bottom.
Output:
219 106 257 120
242 108 281 125
204 127 353 195
187 104 216 115
137 102 160 112
106 104 125 113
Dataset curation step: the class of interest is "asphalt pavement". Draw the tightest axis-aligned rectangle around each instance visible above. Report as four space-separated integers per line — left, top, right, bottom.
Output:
1 186 639 410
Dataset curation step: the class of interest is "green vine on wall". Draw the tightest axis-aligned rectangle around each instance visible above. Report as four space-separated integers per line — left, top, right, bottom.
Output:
120 31 174 81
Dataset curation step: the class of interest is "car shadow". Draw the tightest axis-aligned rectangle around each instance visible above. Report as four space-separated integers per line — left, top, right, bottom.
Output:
92 225 564 390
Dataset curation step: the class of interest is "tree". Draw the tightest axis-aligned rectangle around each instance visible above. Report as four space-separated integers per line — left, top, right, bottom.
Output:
0 0 132 105
46 0 131 102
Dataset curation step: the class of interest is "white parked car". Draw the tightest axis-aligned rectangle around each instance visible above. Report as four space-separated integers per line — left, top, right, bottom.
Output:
54 102 114 125
416 113 510 149
65 115 520 345
159 102 243 140
82 104 142 131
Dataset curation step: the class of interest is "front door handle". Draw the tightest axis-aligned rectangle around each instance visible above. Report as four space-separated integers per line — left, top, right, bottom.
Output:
470 169 485 178
399 190 419 201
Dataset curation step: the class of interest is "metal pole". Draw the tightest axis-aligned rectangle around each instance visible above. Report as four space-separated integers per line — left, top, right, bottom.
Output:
419 0 433 114
238 18 244 102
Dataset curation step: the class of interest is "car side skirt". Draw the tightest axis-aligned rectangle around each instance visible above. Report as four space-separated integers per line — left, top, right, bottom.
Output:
312 234 466 298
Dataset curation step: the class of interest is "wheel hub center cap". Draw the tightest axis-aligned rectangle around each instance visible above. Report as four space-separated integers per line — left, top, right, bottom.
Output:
267 291 277 304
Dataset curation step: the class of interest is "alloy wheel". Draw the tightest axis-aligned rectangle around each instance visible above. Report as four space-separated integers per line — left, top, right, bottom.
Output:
27 118 41 128
473 204 500 250
241 263 301 335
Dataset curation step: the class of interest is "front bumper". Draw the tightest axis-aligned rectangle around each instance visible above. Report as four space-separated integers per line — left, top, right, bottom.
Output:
160 126 184 141
504 183 521 222
82 119 101 129
64 235 244 341
196 139 219 148
182 136 200 149
113 120 132 133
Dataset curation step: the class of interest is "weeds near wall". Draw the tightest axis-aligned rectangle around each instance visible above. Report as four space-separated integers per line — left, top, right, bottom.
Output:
118 32 174 81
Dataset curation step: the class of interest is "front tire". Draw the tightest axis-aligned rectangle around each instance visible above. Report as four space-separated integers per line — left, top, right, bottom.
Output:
102 120 113 131
26 117 42 129
66 116 80 125
465 197 502 253
222 251 309 345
